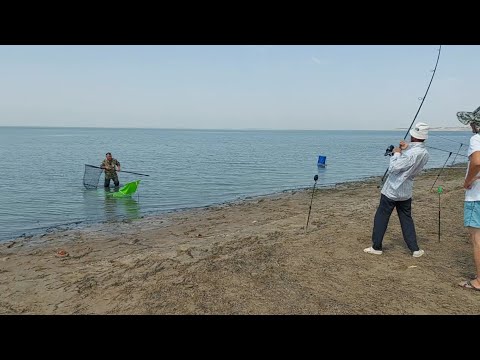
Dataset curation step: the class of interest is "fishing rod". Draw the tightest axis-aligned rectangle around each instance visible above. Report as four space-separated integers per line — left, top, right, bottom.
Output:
425 145 468 158
428 134 468 165
428 133 468 146
437 186 443 242
305 174 318 234
450 143 465 165
85 164 150 177
430 152 452 190
379 45 442 187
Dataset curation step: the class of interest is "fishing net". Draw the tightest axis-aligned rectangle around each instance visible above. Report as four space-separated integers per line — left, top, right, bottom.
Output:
457 105 480 125
83 164 103 189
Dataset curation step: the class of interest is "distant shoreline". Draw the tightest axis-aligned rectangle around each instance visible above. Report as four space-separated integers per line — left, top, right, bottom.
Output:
395 127 470 132
0 126 472 131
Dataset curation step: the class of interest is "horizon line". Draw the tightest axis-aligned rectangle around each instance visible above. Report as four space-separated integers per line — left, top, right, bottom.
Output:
0 125 470 132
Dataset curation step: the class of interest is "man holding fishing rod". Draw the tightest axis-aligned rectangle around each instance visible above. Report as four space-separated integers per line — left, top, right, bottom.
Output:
101 152 121 188
364 123 430 257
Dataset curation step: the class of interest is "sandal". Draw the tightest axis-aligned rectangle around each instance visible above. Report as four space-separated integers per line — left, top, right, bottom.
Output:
458 279 480 291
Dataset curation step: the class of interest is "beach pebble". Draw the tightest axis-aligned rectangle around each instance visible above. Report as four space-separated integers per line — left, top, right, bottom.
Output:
56 250 69 258
178 245 190 252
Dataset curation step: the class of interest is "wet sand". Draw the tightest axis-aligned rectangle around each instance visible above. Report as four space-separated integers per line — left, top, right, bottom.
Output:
0 166 478 314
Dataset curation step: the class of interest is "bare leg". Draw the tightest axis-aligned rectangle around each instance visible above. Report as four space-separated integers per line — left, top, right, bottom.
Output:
459 227 480 289
470 228 480 287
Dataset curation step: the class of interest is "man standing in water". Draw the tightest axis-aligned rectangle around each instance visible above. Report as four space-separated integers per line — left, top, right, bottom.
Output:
457 107 480 291
101 152 121 188
364 122 430 257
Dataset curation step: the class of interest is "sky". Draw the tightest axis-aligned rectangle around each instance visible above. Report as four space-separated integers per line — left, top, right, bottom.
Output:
0 45 478 130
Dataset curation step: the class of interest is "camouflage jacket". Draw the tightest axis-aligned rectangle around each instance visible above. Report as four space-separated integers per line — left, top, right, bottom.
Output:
101 158 120 176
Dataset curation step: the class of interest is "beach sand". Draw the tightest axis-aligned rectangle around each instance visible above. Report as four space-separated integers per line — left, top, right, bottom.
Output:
1 167 478 314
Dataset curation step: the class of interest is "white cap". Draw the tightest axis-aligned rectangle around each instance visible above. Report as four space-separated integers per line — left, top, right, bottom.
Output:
409 122 429 140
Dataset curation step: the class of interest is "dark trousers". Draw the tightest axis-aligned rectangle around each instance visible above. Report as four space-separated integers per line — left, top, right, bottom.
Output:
371 194 420 252
104 174 119 188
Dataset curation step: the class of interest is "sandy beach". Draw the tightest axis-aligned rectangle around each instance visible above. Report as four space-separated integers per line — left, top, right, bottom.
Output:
1 166 479 315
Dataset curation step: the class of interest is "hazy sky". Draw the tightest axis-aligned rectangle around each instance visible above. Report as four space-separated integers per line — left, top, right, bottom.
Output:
0 45 477 130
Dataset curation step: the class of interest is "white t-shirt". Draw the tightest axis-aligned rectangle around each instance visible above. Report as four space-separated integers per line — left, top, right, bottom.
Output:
465 134 480 201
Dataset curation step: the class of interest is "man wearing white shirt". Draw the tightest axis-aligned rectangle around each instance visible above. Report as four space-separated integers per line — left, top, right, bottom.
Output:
364 123 430 257
457 107 480 291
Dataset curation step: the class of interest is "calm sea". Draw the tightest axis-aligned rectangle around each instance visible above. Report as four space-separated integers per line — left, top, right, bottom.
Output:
0 127 470 241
